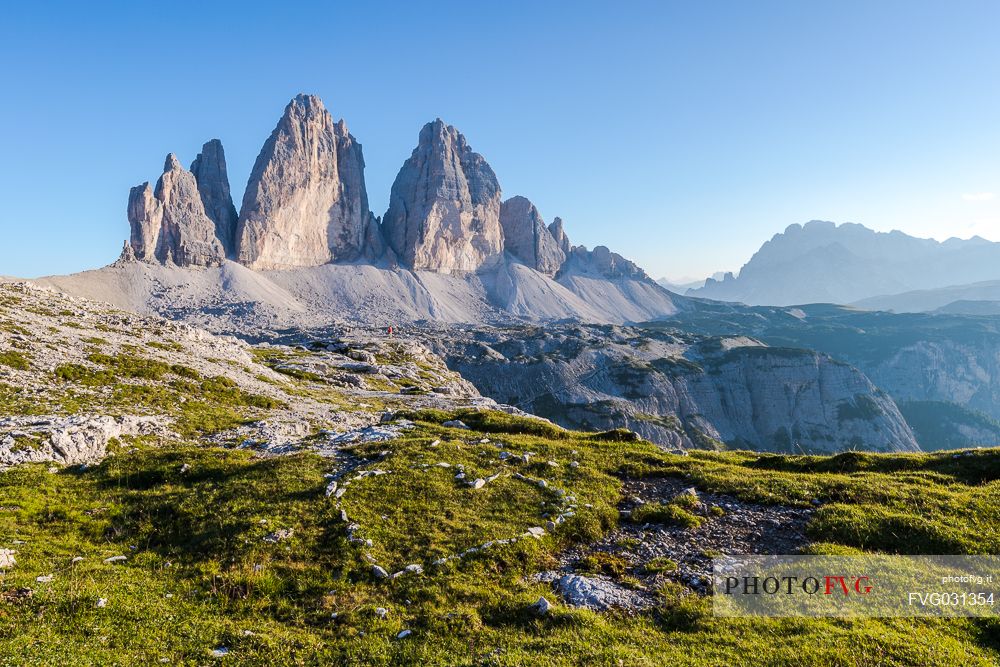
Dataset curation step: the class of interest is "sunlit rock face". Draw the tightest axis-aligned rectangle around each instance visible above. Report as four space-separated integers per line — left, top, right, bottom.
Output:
236 94 378 270
382 120 503 273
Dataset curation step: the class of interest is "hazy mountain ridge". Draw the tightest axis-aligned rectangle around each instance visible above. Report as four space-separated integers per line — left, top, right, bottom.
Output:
690 220 1000 306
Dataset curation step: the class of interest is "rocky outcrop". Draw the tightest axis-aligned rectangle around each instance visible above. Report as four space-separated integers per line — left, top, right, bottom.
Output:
560 245 649 281
548 217 571 256
128 154 227 266
190 139 239 258
432 325 919 453
499 196 565 276
236 94 377 270
0 415 168 467
382 120 503 272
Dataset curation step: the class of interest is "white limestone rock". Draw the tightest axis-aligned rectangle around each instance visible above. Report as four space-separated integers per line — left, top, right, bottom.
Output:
236 94 379 269
499 196 565 276
382 120 503 272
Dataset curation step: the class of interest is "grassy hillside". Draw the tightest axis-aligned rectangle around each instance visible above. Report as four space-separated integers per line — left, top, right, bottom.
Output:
3 283 1000 665
3 412 1000 665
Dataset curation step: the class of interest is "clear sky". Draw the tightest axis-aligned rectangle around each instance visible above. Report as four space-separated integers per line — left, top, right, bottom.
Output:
2 0 1000 281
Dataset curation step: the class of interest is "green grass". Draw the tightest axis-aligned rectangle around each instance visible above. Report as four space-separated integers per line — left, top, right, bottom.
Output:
3 414 1000 664
0 349 30 370
631 501 705 529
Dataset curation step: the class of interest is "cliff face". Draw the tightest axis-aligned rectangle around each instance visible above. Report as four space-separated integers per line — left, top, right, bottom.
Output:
382 120 504 272
236 94 378 269
190 139 239 258
127 154 227 267
431 325 918 453
499 196 565 276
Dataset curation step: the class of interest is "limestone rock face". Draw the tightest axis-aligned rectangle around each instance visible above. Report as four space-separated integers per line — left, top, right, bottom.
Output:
562 245 648 281
236 94 376 270
127 154 227 267
190 139 238 258
499 196 565 276
548 217 571 256
382 120 503 272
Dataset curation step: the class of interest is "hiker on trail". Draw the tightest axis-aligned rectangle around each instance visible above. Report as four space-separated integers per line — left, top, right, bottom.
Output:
387 325 394 337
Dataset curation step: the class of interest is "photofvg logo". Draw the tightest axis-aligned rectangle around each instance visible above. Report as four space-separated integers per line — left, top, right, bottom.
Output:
722 573 873 597
712 555 1000 618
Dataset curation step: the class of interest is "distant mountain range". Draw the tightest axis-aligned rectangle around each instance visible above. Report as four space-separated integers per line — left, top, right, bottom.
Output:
689 220 1000 308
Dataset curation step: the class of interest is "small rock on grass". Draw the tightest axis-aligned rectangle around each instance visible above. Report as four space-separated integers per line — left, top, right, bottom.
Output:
372 565 389 579
397 629 412 639
532 596 552 616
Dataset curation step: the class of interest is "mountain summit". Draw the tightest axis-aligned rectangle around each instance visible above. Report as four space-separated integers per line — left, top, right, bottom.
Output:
235 94 379 269
81 94 682 327
382 119 504 273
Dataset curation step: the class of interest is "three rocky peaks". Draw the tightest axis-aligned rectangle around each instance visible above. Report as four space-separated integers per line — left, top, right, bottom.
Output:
126 94 645 280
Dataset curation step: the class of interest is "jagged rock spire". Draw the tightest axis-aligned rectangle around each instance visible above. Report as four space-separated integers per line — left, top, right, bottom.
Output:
548 217 571 255
235 94 379 269
127 153 226 267
499 196 565 276
382 119 503 272
190 139 238 258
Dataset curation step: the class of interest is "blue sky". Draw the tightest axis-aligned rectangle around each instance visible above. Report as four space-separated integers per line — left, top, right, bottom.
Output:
2 0 1000 281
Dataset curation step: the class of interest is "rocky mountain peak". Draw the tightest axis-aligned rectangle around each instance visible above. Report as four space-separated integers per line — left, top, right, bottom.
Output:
127 152 227 267
548 217 571 256
190 139 238 258
235 94 378 270
499 196 565 276
382 120 503 272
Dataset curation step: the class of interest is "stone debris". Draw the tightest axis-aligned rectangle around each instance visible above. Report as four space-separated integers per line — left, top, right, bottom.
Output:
263 529 294 543
396 629 412 639
442 420 470 430
103 556 127 564
0 549 15 570
372 565 389 580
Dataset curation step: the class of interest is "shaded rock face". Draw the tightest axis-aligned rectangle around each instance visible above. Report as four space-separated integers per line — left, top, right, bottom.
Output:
548 217 571 256
190 139 239 258
382 120 503 272
499 196 565 276
561 245 648 281
128 154 227 267
236 94 377 270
